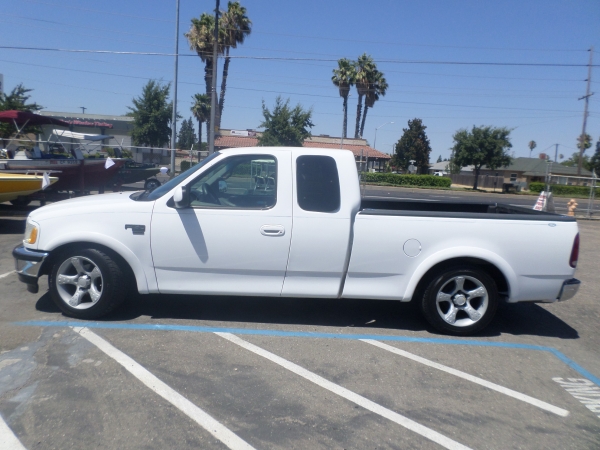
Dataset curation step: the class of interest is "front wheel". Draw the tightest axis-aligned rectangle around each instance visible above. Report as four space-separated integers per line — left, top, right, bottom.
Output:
421 266 498 336
49 248 128 319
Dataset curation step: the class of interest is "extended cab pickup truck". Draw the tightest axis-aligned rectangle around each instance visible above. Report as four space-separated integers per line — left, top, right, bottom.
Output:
13 147 581 335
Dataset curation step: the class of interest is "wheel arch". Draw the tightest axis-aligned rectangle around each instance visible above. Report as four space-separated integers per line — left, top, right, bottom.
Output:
403 249 516 303
39 238 149 294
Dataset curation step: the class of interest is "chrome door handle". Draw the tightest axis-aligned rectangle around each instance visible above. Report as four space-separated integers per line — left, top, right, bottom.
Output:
260 225 285 236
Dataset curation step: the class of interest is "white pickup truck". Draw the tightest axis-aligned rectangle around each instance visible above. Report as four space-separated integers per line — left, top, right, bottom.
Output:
13 147 581 335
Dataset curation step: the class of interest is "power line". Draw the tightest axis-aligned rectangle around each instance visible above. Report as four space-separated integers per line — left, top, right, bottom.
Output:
1 46 598 67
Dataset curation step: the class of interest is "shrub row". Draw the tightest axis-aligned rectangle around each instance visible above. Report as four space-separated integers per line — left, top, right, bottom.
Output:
180 160 198 172
528 181 598 196
362 172 452 188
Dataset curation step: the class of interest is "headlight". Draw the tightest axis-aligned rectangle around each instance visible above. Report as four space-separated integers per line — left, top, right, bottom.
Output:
24 219 39 245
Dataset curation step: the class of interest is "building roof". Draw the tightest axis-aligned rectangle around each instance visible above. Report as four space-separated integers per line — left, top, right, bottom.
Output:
487 157 593 177
214 130 391 159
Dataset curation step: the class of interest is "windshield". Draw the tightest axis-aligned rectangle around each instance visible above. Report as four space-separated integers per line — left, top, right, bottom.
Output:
132 152 221 201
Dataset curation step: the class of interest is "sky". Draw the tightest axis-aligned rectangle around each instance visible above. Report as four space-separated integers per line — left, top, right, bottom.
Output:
0 0 598 161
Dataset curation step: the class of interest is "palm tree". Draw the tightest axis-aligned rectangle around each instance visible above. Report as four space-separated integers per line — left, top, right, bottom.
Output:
185 14 224 135
354 54 375 138
218 1 251 128
331 58 356 139
359 69 388 138
191 93 211 153
528 140 537 158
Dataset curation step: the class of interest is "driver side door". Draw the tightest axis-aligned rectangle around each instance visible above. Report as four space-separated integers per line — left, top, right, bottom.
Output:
150 152 293 296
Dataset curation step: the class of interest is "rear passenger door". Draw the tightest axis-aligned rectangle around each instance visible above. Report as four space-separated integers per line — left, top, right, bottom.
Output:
282 154 354 298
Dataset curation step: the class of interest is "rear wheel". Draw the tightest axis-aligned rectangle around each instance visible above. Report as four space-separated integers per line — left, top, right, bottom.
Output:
49 248 128 319
10 196 32 207
144 178 161 191
421 266 498 336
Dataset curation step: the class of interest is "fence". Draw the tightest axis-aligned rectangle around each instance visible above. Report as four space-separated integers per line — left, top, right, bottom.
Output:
449 174 504 190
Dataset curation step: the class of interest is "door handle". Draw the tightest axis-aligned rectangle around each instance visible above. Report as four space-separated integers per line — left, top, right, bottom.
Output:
260 225 285 236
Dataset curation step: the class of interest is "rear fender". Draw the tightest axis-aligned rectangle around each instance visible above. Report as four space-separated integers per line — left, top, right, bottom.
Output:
402 247 518 302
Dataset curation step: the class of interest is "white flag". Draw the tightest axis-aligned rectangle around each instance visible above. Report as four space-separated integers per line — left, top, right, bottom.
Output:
105 157 115 169
41 172 51 190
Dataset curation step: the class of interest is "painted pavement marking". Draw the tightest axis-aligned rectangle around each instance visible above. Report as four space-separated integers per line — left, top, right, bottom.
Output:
0 413 26 450
16 321 600 388
0 270 16 280
72 327 256 450
362 339 569 417
554 378 600 419
215 332 472 450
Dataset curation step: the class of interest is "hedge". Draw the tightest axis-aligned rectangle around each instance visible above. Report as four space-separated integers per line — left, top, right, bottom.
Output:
180 160 198 172
362 172 452 188
528 181 597 196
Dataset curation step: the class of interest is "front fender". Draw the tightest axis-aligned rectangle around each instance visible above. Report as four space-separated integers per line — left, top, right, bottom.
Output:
402 246 518 302
43 232 155 294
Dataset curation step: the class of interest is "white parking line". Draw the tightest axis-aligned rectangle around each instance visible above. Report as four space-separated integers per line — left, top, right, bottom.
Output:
362 339 569 417
0 414 26 450
216 332 472 450
72 327 255 450
0 271 16 279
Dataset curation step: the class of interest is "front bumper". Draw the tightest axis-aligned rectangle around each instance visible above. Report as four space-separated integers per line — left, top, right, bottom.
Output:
13 245 49 294
557 278 580 302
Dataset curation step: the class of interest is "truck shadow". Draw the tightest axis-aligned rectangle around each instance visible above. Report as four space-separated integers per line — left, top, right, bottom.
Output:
35 292 579 339
0 218 26 234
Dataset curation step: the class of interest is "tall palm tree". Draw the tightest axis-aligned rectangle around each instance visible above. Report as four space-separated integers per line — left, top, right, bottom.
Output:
354 54 375 138
528 140 537 158
360 69 388 138
218 1 251 128
185 14 224 135
191 93 211 152
331 58 356 139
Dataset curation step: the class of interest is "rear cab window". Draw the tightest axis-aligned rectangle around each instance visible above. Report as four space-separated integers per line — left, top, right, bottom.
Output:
296 155 341 212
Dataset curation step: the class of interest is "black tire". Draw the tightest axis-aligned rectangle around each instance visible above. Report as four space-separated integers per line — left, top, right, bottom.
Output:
49 248 128 320
10 197 32 207
421 265 498 336
144 178 161 191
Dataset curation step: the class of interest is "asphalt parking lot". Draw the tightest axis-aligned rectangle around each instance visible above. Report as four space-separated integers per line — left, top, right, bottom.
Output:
1 211 600 449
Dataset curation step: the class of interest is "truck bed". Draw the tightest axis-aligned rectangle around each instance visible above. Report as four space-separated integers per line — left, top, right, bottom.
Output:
359 198 575 221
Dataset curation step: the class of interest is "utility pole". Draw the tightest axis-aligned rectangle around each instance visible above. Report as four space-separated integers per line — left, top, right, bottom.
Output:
554 144 559 163
80 107 86 114
578 46 594 176
208 0 220 155
169 0 180 178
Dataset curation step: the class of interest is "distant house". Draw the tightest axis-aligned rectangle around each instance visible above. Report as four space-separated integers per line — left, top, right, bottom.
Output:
215 129 391 172
480 157 594 188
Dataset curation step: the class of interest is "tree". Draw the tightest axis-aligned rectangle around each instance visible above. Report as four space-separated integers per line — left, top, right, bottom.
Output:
437 155 442 163
359 68 388 138
353 53 376 138
331 58 356 139
451 125 513 190
191 93 211 149
589 138 600 174
576 133 593 175
128 80 173 148
218 1 251 128
258 96 314 147
528 140 536 158
393 119 432 174
0 83 42 147
560 151 592 170
177 118 197 150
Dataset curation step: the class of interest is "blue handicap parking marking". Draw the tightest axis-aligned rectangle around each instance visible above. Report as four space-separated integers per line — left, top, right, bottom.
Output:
15 320 600 387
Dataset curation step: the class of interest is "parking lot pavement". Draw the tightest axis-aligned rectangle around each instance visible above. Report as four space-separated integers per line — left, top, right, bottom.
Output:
1 217 600 449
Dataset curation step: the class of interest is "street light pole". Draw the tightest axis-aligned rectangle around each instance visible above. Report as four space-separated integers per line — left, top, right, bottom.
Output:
373 121 393 150
169 0 180 178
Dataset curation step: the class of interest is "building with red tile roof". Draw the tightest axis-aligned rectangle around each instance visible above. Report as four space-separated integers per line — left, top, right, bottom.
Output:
215 129 391 172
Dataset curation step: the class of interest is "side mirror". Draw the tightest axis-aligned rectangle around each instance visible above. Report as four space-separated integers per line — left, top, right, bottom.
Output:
173 185 190 209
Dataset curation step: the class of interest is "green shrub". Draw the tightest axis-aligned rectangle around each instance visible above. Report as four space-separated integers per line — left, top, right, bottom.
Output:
528 181 597 196
362 172 452 188
180 160 197 172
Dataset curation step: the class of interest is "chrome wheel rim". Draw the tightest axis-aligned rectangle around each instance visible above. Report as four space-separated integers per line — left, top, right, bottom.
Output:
435 275 488 327
56 256 103 309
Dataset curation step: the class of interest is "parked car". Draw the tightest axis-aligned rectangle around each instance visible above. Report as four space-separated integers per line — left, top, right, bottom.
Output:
13 147 580 335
